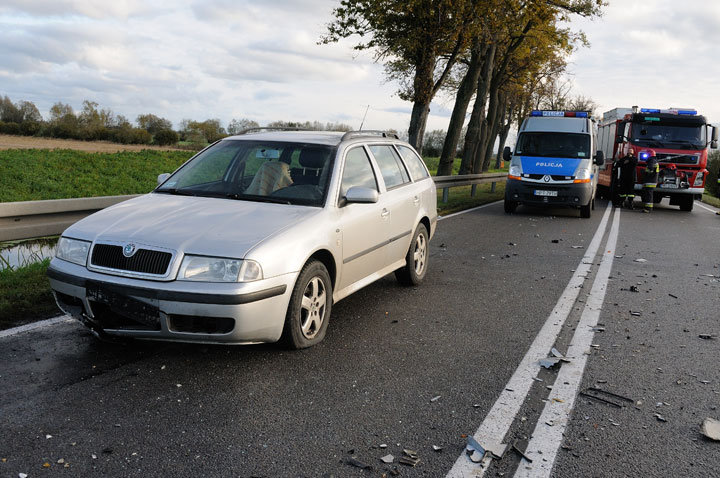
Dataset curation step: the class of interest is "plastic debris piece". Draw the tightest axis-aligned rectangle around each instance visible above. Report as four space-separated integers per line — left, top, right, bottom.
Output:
432 445 442 452
380 454 394 464
431 395 441 402
539 357 561 369
347 457 372 470
57 458 65 464
43 463 50 468
19 474 28 478
701 418 720 441
402 449 418 458
699 334 716 340
91 454 97 459
552 398 565 403
572 245 583 249
634 258 647 263
379 444 387 448
512 439 532 463
655 413 667 422
484 441 507 459
669 294 678 299
398 456 420 467
45 434 52 439
551 347 563 358
630 311 642 317
551 239 560 244
469 450 483 463
628 286 639 292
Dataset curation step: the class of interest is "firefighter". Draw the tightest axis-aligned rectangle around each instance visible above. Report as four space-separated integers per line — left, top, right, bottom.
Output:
641 149 659 213
616 148 638 209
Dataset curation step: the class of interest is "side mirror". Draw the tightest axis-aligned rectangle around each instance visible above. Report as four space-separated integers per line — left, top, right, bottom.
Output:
615 135 625 143
594 150 605 166
345 186 379 204
502 146 512 162
712 140 718 150
157 173 171 186
712 126 718 146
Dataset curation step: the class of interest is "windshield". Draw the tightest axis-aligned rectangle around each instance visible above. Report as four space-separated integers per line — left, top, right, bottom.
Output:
156 140 336 207
515 132 590 159
631 122 706 150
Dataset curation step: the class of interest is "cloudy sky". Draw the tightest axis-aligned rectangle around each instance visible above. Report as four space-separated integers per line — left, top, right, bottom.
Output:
1 0 718 134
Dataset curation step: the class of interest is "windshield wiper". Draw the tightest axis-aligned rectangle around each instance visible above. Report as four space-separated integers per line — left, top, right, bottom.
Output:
155 188 199 196
226 193 292 205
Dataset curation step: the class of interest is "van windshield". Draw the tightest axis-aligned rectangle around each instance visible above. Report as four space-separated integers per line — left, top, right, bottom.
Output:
516 132 590 159
155 140 336 207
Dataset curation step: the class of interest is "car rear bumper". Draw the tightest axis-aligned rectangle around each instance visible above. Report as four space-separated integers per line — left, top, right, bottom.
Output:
505 180 593 207
47 258 296 344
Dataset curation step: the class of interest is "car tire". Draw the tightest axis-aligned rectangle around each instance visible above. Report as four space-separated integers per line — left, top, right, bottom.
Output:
580 200 591 218
504 199 518 214
281 260 332 349
395 224 429 286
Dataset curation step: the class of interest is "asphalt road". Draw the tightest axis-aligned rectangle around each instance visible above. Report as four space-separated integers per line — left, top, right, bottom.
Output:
1 198 719 477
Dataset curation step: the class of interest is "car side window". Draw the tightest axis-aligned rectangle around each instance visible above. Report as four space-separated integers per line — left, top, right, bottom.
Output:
369 145 410 189
340 147 378 198
396 145 429 181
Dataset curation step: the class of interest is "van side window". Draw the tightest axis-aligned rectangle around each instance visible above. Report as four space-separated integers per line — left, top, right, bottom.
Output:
396 145 429 180
340 147 378 198
369 145 410 189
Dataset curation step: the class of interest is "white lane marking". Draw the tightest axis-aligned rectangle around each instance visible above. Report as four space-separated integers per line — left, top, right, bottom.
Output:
0 315 73 339
696 201 719 214
438 201 502 221
446 202 613 478
515 207 621 477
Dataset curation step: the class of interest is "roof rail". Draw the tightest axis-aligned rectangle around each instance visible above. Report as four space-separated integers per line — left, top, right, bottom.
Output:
341 130 400 141
237 127 303 135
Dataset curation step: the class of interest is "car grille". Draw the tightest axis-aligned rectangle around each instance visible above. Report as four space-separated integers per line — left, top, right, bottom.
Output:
91 244 172 275
526 174 572 181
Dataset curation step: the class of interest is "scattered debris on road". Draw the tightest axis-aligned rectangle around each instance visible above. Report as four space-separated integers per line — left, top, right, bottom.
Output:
634 258 647 263
654 413 667 422
347 457 372 470
699 334 717 340
512 439 533 463
432 445 442 452
630 311 642 317
579 387 633 408
701 418 720 441
430 395 441 402
380 454 394 464
399 449 420 467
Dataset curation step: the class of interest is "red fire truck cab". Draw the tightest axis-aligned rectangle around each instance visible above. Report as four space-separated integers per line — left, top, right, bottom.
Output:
597 107 718 211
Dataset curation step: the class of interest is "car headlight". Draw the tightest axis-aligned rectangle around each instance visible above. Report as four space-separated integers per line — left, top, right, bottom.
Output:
56 237 91 266
509 164 523 178
178 255 263 282
574 168 591 182
693 172 704 187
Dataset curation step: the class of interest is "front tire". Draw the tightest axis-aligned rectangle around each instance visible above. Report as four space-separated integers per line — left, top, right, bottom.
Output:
679 195 694 211
282 260 332 349
504 199 518 214
395 224 429 286
580 199 591 218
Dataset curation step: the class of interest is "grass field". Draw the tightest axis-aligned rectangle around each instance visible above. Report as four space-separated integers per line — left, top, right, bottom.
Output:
0 258 57 328
702 193 720 209
0 148 194 202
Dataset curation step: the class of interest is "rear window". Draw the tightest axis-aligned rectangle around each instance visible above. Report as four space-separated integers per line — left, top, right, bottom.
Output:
396 145 429 180
369 145 410 189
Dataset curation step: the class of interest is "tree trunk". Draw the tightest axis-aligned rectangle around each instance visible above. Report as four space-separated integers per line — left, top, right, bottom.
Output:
459 43 496 175
474 78 500 173
495 102 514 169
408 101 431 151
407 50 436 150
436 43 487 177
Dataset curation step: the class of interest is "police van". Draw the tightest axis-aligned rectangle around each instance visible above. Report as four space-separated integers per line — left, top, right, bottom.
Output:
503 110 605 218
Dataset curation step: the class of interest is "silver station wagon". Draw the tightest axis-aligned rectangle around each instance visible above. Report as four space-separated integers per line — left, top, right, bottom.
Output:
47 130 437 348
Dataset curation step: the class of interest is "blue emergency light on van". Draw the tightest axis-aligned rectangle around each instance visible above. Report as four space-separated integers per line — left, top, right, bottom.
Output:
640 107 697 116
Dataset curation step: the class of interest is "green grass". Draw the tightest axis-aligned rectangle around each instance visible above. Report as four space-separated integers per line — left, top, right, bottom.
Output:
702 193 720 208
0 149 194 202
0 258 59 329
437 182 505 215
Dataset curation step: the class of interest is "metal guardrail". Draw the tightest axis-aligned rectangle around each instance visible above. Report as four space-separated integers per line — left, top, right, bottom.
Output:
0 195 140 242
0 172 506 242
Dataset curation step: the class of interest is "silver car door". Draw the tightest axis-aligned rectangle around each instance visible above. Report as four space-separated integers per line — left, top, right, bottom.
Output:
335 146 390 292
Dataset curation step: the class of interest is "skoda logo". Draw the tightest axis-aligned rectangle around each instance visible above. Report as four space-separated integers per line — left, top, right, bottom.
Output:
123 243 137 257
543 175 551 182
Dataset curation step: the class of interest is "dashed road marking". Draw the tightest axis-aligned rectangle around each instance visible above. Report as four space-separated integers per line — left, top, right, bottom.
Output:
446 202 614 478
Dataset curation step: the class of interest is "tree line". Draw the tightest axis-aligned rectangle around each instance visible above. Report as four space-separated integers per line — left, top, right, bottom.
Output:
322 0 605 175
0 95 353 148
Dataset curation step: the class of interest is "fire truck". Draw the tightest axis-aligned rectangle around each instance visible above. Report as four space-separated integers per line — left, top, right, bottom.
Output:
597 107 718 211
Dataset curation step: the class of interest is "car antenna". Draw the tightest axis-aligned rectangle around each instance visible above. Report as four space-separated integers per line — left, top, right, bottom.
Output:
359 104 370 131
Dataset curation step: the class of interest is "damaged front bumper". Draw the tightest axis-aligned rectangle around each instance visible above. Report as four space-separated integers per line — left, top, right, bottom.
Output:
47 258 296 344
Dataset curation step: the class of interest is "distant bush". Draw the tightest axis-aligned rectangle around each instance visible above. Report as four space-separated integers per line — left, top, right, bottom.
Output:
0 121 21 135
20 121 41 136
154 129 179 146
129 128 152 144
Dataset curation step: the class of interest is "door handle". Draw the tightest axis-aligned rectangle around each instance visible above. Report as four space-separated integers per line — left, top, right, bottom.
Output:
381 208 390 218
413 195 420 205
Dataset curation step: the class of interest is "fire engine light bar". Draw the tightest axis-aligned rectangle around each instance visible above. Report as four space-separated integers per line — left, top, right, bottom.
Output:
530 110 589 118
640 107 697 116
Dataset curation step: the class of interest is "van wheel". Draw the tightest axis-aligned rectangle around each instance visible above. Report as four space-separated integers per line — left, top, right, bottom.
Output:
504 199 517 214
282 260 332 349
395 224 429 286
580 200 592 218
